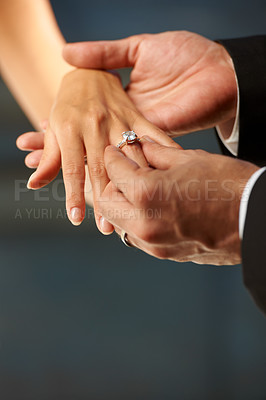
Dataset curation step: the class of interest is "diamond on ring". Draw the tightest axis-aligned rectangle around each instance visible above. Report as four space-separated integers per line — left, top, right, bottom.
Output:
117 131 140 149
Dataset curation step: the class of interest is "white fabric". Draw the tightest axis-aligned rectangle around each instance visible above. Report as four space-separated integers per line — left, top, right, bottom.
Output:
214 66 265 242
216 74 240 156
239 167 266 239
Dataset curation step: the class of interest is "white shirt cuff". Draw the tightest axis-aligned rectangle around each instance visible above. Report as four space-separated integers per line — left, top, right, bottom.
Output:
216 73 240 156
239 167 266 240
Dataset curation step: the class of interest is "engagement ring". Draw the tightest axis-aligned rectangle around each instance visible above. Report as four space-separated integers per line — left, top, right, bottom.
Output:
116 131 140 149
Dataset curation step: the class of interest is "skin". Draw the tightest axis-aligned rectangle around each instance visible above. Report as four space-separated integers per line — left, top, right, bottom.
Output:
16 29 256 264
18 32 237 231
17 30 237 164
63 31 237 138
24 68 176 230
97 138 259 265
0 0 175 229
0 0 72 127
16 28 247 262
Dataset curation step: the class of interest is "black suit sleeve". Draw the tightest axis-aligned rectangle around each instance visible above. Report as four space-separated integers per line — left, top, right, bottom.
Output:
242 170 266 314
218 36 266 314
218 36 266 167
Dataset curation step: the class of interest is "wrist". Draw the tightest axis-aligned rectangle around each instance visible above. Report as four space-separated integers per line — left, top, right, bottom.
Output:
217 118 236 140
216 45 239 153
216 42 238 121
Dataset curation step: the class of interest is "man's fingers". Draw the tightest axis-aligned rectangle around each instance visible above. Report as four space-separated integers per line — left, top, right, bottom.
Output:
63 36 141 69
141 137 182 170
133 119 182 148
104 145 141 192
27 128 60 190
121 141 148 168
25 149 43 169
99 182 137 234
99 184 162 258
16 131 44 151
90 121 149 234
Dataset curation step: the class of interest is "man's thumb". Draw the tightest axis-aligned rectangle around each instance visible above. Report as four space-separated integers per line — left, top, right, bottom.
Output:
63 37 139 69
141 136 182 170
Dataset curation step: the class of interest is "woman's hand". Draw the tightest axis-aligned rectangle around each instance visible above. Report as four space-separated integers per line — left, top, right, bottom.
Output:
17 68 176 229
16 129 44 168
16 127 95 208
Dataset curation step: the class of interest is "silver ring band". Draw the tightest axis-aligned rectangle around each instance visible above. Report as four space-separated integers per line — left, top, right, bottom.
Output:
121 230 133 248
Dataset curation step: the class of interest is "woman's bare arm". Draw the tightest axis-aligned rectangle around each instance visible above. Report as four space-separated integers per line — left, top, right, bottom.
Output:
0 0 72 128
2 0 174 229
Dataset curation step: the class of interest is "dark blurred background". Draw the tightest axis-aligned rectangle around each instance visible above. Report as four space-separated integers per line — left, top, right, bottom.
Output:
1 1 266 399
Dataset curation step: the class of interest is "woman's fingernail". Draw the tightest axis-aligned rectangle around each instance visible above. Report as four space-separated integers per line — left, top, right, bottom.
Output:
99 216 113 235
70 207 82 226
142 135 155 143
27 172 36 189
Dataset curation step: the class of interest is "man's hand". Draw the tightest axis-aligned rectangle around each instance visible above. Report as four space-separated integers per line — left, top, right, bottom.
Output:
63 31 237 136
98 139 258 265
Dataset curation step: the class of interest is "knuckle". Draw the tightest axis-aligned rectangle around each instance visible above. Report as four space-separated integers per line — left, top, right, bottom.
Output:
137 223 157 244
136 223 169 259
138 194 149 209
126 181 137 201
136 217 165 245
63 163 85 179
134 180 152 207
60 118 79 138
86 104 108 127
89 159 106 178
132 185 142 204
151 247 169 260
108 108 123 123
195 149 206 157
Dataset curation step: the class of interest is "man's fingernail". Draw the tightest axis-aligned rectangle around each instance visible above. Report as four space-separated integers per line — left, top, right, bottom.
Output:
27 172 36 189
142 136 155 143
70 207 82 226
99 216 113 235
